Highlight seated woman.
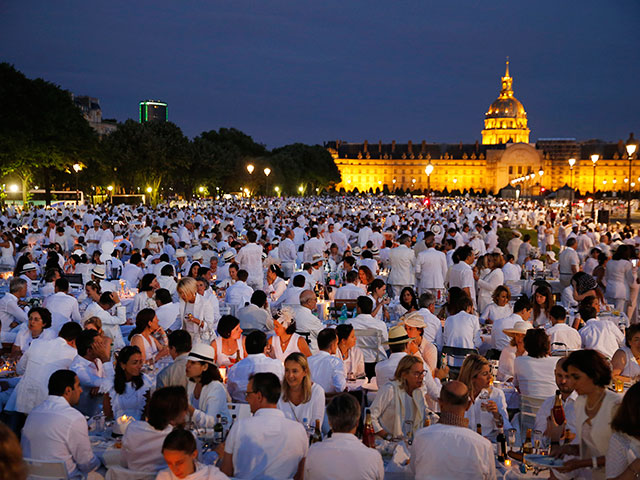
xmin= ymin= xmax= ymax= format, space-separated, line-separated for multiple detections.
xmin=103 ymin=345 xmax=153 ymax=420
xmin=12 ymin=307 xmax=56 ymax=356
xmin=277 ymin=352 xmax=325 ymax=427
xmin=129 ymin=308 xmax=169 ymax=364
xmin=458 ymin=354 xmax=511 ymax=440
xmin=83 ymin=316 xmax=104 ymax=336
xmin=122 ymin=386 xmax=189 ymax=473
xmin=480 ymin=285 xmax=513 ymax=326
xmin=396 ymin=286 xmax=419 ymax=318
xmin=497 ymin=320 xmax=531 ymax=382
xmin=611 ymin=324 xmax=640 ymax=383
xmin=335 ymin=324 xmax=365 ymax=379
xmin=132 ymin=273 xmax=160 ymax=316
xmin=402 ymin=312 xmax=437 ymax=372
xmin=265 ymin=264 xmax=287 ymax=302
xmin=605 ymin=383 xmax=640 ymax=479
xmin=514 ymin=328 xmax=559 ymax=398
xmin=211 ymin=315 xmax=246 ymax=367
xmin=367 ymin=278 xmax=390 ymax=323
xmin=369 ymin=355 xmax=429 ymax=439
xmin=531 ymin=285 xmax=553 ymax=328
xmin=158 ymin=429 xmax=229 ymax=480
xmin=357 ymin=265 xmax=375 ymax=293
xmin=268 ymin=307 xmax=311 ymax=362
xmin=476 ymin=253 xmax=505 ymax=314
xmin=177 ymin=277 xmax=215 ymax=344
xmin=185 ymin=344 xmax=231 ymax=426
xmin=79 ymin=280 xmax=101 ymax=315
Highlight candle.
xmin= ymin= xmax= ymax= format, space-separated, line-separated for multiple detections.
xmin=504 ymin=459 xmax=511 ymax=467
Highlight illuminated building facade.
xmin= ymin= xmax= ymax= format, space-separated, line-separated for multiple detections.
xmin=139 ymin=100 xmax=168 ymax=123
xmin=328 ymin=63 xmax=637 ymax=195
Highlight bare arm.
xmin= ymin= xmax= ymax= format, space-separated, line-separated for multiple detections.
xmin=220 ymin=452 xmax=234 ymax=477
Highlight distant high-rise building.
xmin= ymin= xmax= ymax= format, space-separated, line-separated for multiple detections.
xmin=139 ymin=100 xmax=168 ymax=123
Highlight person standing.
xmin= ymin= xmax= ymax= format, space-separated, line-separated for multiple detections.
xmin=387 ymin=234 xmax=415 ymax=297
xmin=235 ymin=230 xmax=264 ymax=291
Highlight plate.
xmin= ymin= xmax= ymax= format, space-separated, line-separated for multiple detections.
xmin=524 ymin=454 xmax=564 ymax=468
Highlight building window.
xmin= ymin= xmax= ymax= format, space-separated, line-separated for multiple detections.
xmin=509 ymin=166 xmax=513 ymax=175
xmin=518 ymin=166 xmax=523 ymax=174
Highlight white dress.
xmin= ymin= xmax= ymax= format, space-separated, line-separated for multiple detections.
xmin=104 ymin=374 xmax=153 ymax=420
xmin=271 ymin=333 xmax=303 ymax=362
xmin=213 ymin=336 xmax=245 ymax=367
xmin=132 ymin=333 xmax=158 ymax=361
xmin=0 ymin=243 xmax=15 ymax=267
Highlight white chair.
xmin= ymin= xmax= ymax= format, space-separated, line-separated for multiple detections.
xmin=519 ymin=394 xmax=546 ymax=435
xmin=353 ymin=328 xmax=384 ymax=362
xmin=228 ymin=402 xmax=252 ymax=419
xmin=105 ymin=466 xmax=155 ymax=480
xmin=24 ymin=458 xmax=69 ymax=480
xmin=218 ymin=304 xmax=232 ymax=316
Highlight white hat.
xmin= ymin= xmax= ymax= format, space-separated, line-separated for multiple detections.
xmin=311 ymin=253 xmax=324 ymax=263
xmin=186 ymin=344 xmax=216 ymax=364
xmin=193 ymin=252 xmax=204 ymax=261
xmin=21 ymin=263 xmax=37 ymax=273
xmin=546 ymin=251 xmax=556 ymax=261
xmin=148 ymin=233 xmax=163 ymax=244
xmin=352 ymin=246 xmax=362 ymax=256
xmin=72 ymin=249 xmax=85 ymax=256
xmin=91 ymin=265 xmax=106 ymax=279
xmin=401 ymin=311 xmax=426 ymax=328
xmin=222 ymin=250 xmax=235 ymax=262
xmin=503 ymin=320 xmax=534 ymax=336
xmin=175 ymin=249 xmax=187 ymax=258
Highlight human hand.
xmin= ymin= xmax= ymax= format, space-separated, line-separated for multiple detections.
xmin=435 ymin=366 xmax=449 ymax=380
xmin=90 ymin=386 xmax=100 ymax=396
xmin=556 ymin=458 xmax=589 ymax=473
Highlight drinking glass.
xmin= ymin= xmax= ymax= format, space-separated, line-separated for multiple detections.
xmin=402 ymin=420 xmax=414 ymax=444
xmin=533 ymin=430 xmax=543 ymax=454
xmin=538 ymin=435 xmax=550 ymax=455
xmin=507 ymin=428 xmax=517 ymax=451
xmin=479 ymin=389 xmax=490 ymax=411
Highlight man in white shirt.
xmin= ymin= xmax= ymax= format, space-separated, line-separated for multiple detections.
xmin=303 ymin=227 xmax=326 ymax=264
xmin=121 ymin=252 xmax=145 ymax=289
xmin=387 ymin=234 xmax=415 ymax=297
xmin=236 ymin=291 xmax=273 ymax=333
xmin=417 ymin=291 xmax=444 ymax=349
xmin=334 ymin=270 xmax=363 ymax=300
xmin=22 ymin=369 xmax=100 ymax=480
xmin=410 ymin=381 xmax=496 ymax=479
xmin=292 ymin=290 xmax=324 ymax=353
xmin=279 ymin=229 xmax=297 ymax=279
xmin=0 ymin=277 xmax=28 ymax=343
xmin=558 ymin=238 xmax=580 ymax=288
xmin=491 ymin=296 xmax=532 ymax=352
xmin=272 ymin=274 xmax=305 ymax=309
xmin=69 ymin=329 xmax=113 ymax=417
xmin=374 ymin=325 xmax=412 ymax=388
xmin=447 ymin=246 xmax=477 ymax=310
xmin=578 ymin=304 xmax=624 ymax=358
xmin=224 ymin=269 xmax=254 ymax=307
xmin=534 ymin=358 xmax=578 ymax=437
xmin=415 ymin=232 xmax=448 ymax=295
xmin=227 ymin=331 xmax=284 ymax=402
xmin=305 ymin=393 xmax=384 ymax=480
xmin=44 ymin=278 xmax=82 ymax=329
xmin=221 ymin=372 xmax=307 ymax=480
xmin=547 ymin=305 xmax=582 ymax=351
xmin=157 ymin=264 xmax=178 ymax=301
xmin=235 ymin=230 xmax=264 ymax=290
xmin=307 ymin=328 xmax=346 ymax=394
xmin=19 ymin=262 xmax=38 ymax=297
xmin=507 ymin=230 xmax=523 ymax=259
xmin=443 ymin=295 xmax=482 ymax=353
xmin=502 ymin=254 xmax=522 ymax=282
xmin=346 ymin=296 xmax=388 ymax=377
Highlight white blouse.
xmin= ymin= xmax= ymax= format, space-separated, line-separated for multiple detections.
xmin=277 ymin=382 xmax=326 ymax=427
xmin=105 ymin=374 xmax=153 ymax=420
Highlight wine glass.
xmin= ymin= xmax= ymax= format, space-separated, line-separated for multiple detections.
xmin=507 ymin=428 xmax=517 ymax=452
xmin=402 ymin=420 xmax=414 ymax=445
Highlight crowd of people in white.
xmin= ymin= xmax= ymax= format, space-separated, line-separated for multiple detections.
xmin=0 ymin=195 xmax=639 ymax=480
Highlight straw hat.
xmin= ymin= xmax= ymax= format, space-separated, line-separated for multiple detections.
xmin=21 ymin=263 xmax=37 ymax=273
xmin=311 ymin=253 xmax=324 ymax=263
xmin=503 ymin=320 xmax=533 ymax=337
xmin=186 ymin=344 xmax=216 ymax=364
xmin=401 ymin=312 xmax=426 ymax=329
xmin=352 ymin=246 xmax=362 ymax=256
xmin=222 ymin=250 xmax=235 ymax=262
xmin=175 ymin=249 xmax=187 ymax=258
xmin=382 ymin=325 xmax=413 ymax=345
xmin=148 ymin=233 xmax=164 ymax=244
xmin=91 ymin=265 xmax=106 ymax=279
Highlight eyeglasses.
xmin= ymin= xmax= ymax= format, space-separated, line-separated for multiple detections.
xmin=245 ymin=390 xmax=256 ymax=398
xmin=410 ymin=370 xmax=426 ymax=378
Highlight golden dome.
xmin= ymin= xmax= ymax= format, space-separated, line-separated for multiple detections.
xmin=486 ymin=97 xmax=527 ymax=119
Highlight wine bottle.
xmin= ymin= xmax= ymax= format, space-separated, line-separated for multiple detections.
xmin=522 ymin=428 xmax=533 ymax=454
xmin=476 ymin=423 xmax=482 ymax=436
xmin=497 ymin=427 xmax=506 ymax=462
xmin=310 ymin=419 xmax=322 ymax=445
xmin=552 ymin=390 xmax=565 ymax=425
xmin=363 ymin=410 xmax=376 ymax=448
xmin=213 ymin=414 xmax=224 ymax=443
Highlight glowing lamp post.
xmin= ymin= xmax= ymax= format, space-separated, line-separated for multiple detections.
xmin=590 ymin=154 xmax=599 ymax=219
xmin=263 ymin=167 xmax=271 ymax=196
xmin=626 ymin=138 xmax=637 ymax=226
xmin=72 ymin=163 xmax=82 ymax=205
xmin=568 ymin=158 xmax=576 ymax=215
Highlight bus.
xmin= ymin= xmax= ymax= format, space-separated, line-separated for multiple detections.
xmin=4 ymin=189 xmax=84 ymax=206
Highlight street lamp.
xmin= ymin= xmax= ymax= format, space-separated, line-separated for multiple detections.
xmin=246 ymin=164 xmax=254 ymax=175
xmin=425 ymin=162 xmax=434 ymax=201
xmin=298 ymin=185 xmax=304 ymax=195
xmin=72 ymin=163 xmax=82 ymax=205
xmin=590 ymin=154 xmax=599 ymax=219
xmin=568 ymin=158 xmax=576 ymax=214
xmin=626 ymin=137 xmax=637 ymax=225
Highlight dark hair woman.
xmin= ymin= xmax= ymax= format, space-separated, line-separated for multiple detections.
xmin=211 ymin=315 xmax=246 ymax=367
xmin=129 ymin=308 xmax=169 ymax=363
xmin=104 ymin=345 xmax=152 ymax=420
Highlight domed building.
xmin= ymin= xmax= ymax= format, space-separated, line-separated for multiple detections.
xmin=481 ymin=60 xmax=530 ymax=145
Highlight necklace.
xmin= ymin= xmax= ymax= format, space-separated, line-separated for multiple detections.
xmin=585 ymin=389 xmax=605 ymax=412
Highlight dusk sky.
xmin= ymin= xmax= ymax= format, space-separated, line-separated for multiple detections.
xmin=2 ymin=1 xmax=639 ymax=148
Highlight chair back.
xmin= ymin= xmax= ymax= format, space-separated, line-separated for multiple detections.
xmin=354 ymin=328 xmax=384 ymax=362
xmin=218 ymin=304 xmax=232 ymax=316
xmin=24 ymin=458 xmax=69 ymax=480
xmin=551 ymin=342 xmax=569 ymax=356
xmin=519 ymin=394 xmax=547 ymax=434
xmin=334 ymin=299 xmax=358 ymax=312
xmin=105 ymin=465 xmax=156 ymax=480
xmin=441 ymin=346 xmax=479 ymax=378
xmin=227 ymin=402 xmax=252 ymax=419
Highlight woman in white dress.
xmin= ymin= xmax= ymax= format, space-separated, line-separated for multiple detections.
xmin=335 ymin=323 xmax=365 ymax=379
xmin=132 ymin=273 xmax=160 ymax=317
xmin=211 ymin=315 xmax=246 ymax=367
xmin=185 ymin=344 xmax=231 ymax=426
xmin=402 ymin=312 xmax=438 ymax=372
xmin=103 ymin=345 xmax=153 ymax=420
xmin=158 ymin=429 xmax=229 ymax=480
xmin=11 ymin=307 xmax=56 ymax=356
xmin=458 ymin=354 xmax=511 ymax=441
xmin=611 ymin=324 xmax=640 ymax=383
xmin=513 ymin=328 xmax=559 ymax=399
xmin=268 ymin=307 xmax=311 ymax=362
xmin=129 ymin=308 xmax=169 ymax=363
xmin=480 ymin=285 xmax=513 ymax=326
xmin=0 ymin=232 xmax=15 ymax=268
xmin=265 ymin=265 xmax=287 ymax=302
xmin=476 ymin=253 xmax=505 ymax=314
xmin=277 ymin=352 xmax=325 ymax=428
xmin=605 ymin=245 xmax=635 ymax=313
xmin=605 ymin=383 xmax=640 ymax=480
xmin=532 ymin=285 xmax=553 ymax=328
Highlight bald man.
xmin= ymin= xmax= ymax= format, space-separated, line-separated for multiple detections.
xmin=292 ymin=290 xmax=324 ymax=353
xmin=410 ymin=381 xmax=496 ymax=479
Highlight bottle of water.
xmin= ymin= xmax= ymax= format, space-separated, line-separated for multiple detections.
xmin=339 ymin=304 xmax=348 ymax=323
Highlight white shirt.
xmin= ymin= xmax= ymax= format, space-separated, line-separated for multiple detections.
xmin=443 ymin=311 xmax=481 ymax=350
xmin=0 ymin=292 xmax=28 ymax=341
xmin=277 ymin=382 xmax=325 ymax=427
xmin=410 ymin=423 xmax=496 ymax=480
xmin=448 ymin=261 xmax=476 ymax=306
xmin=121 ymin=262 xmax=143 ymax=288
xmin=480 ymin=303 xmax=512 ymax=326
xmin=224 ymin=281 xmax=253 ymax=307
xmin=502 ymin=262 xmax=521 ymax=282
xmin=416 ymin=308 xmax=443 ymax=349
xmin=21 ymin=395 xmax=100 ymax=480
xmin=514 ymin=356 xmax=560 ymax=399
xmin=156 ymin=302 xmax=180 ymax=330
xmin=69 ymin=354 xmax=114 ymax=417
xmin=534 ymin=391 xmax=578 ymax=436
xmin=416 ymin=247 xmax=448 ymax=290
xmin=346 ymin=313 xmax=388 ymax=362
xmin=307 ymin=351 xmax=346 ymax=394
xmin=292 ymin=305 xmax=324 ymax=353
xmin=44 ymin=291 xmax=81 ymax=323
xmin=606 ymin=432 xmax=640 ymax=480
xmin=235 ymin=242 xmax=264 ymax=287
xmin=465 ymin=387 xmax=512 ymax=440
xmin=122 ymin=420 xmax=172 ymax=473
xmin=334 ymin=283 xmax=364 ymax=300
xmin=226 ymin=353 xmax=284 ymax=403
xmin=305 ymin=432 xmax=384 ymax=480
xmin=224 ymin=408 xmax=308 ymax=480
xmin=547 ymin=322 xmax=582 ymax=351
xmin=83 ymin=301 xmax=125 ymax=350
xmin=375 ymin=352 xmax=407 ymax=389
xmin=490 ymin=313 xmax=519 ymax=351
xmin=387 ymin=244 xmax=415 ymax=286
xmin=579 ymin=318 xmax=625 ymax=359
xmin=558 ymin=247 xmax=579 ymax=275
xmin=335 ymin=346 xmax=365 ymax=378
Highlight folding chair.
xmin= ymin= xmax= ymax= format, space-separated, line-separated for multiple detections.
xmin=519 ymin=394 xmax=547 ymax=435
xmin=24 ymin=458 xmax=69 ymax=480
xmin=441 ymin=346 xmax=479 ymax=379
xmin=353 ymin=328 xmax=384 ymax=363
xmin=227 ymin=402 xmax=252 ymax=419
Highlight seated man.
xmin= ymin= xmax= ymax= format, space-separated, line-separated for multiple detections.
xmin=69 ymin=329 xmax=114 ymax=417
xmin=334 ymin=270 xmax=363 ymax=300
xmin=156 ymin=329 xmax=192 ymax=389
xmin=21 ymin=369 xmax=100 ymax=480
xmin=44 ymin=278 xmax=82 ymax=330
xmin=346 ymin=296 xmax=388 ymax=378
xmin=417 ymin=291 xmax=444 ymax=349
xmin=305 ymin=393 xmax=384 ymax=480
xmin=534 ymin=357 xmax=577 ymax=439
xmin=546 ymin=305 xmax=582 ymax=351
xmin=157 ymin=264 xmax=178 ymax=301
xmin=0 ymin=277 xmax=28 ymax=344
xmin=221 ymin=372 xmax=307 ymax=480
xmin=82 ymin=291 xmax=125 ymax=349
xmin=227 ymin=331 xmax=284 ymax=402
xmin=155 ymin=288 xmax=180 ymax=331
xmin=307 ymin=328 xmax=346 ymax=394
xmin=410 ymin=381 xmax=496 ymax=479
xmin=375 ymin=325 xmax=412 ymax=388
xmin=236 ymin=290 xmax=274 ymax=333
xmin=292 ymin=289 xmax=324 ymax=353
xmin=224 ymin=269 xmax=254 ymax=307
xmin=579 ymin=303 xmax=624 ymax=359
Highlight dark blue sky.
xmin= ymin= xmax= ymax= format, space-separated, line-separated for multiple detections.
xmin=2 ymin=1 xmax=639 ymax=148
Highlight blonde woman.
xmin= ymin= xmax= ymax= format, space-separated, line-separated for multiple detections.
xmin=268 ymin=307 xmax=311 ymax=362
xmin=369 ymin=355 xmax=429 ymax=439
xmin=458 ymin=354 xmax=511 ymax=440
xmin=277 ymin=352 xmax=325 ymax=427
xmin=177 ymin=277 xmax=215 ymax=344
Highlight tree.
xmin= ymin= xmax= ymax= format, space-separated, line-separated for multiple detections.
xmin=102 ymin=120 xmax=189 ymax=205
xmin=0 ymin=63 xmax=98 ymax=205
xmin=270 ymin=143 xmax=341 ymax=195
